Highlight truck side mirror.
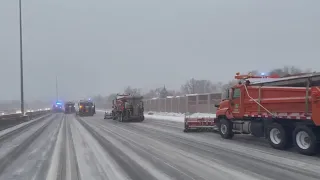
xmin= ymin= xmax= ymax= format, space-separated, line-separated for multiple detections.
xmin=214 ymin=104 xmax=220 ymax=108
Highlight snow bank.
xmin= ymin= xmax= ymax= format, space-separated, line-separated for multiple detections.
xmin=0 ymin=114 xmax=51 ymax=137
xmin=145 ymin=111 xmax=216 ymax=122
xmin=96 ymin=109 xmax=112 ymax=113
xmin=144 ymin=113 xmax=184 ymax=122
xmin=97 ymin=109 xmax=216 ymax=123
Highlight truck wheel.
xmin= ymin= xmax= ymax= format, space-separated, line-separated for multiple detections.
xmin=183 ymin=119 xmax=189 ymax=133
xmin=183 ymin=126 xmax=189 ymax=133
xmin=293 ymin=126 xmax=318 ymax=156
xmin=267 ymin=123 xmax=289 ymax=150
xmin=183 ymin=121 xmax=189 ymax=132
xmin=219 ymin=119 xmax=234 ymax=139
xmin=140 ymin=116 xmax=144 ymax=122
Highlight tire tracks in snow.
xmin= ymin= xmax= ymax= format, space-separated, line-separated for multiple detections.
xmin=76 ymin=116 xmax=154 ymax=180
xmin=0 ymin=114 xmax=57 ymax=175
xmin=90 ymin=117 xmax=320 ymax=180
xmin=86 ymin=118 xmax=265 ymax=180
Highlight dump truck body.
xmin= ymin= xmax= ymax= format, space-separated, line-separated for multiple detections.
xmin=215 ymin=73 xmax=320 ymax=155
xmin=222 ymin=86 xmax=320 ymax=126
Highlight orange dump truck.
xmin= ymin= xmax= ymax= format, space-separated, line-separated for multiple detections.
xmin=215 ymin=73 xmax=320 ymax=155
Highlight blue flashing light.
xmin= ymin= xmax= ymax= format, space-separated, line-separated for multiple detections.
xmin=261 ymin=73 xmax=265 ymax=76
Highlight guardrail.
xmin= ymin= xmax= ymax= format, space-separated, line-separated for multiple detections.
xmin=0 ymin=110 xmax=51 ymax=121
xmin=0 ymin=109 xmax=52 ymax=130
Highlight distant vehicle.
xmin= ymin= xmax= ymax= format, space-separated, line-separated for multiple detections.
xmin=106 ymin=94 xmax=144 ymax=122
xmin=52 ymin=101 xmax=63 ymax=113
xmin=77 ymin=100 xmax=95 ymax=116
xmin=64 ymin=101 xmax=75 ymax=114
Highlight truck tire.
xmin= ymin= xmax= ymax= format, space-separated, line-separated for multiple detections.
xmin=183 ymin=125 xmax=189 ymax=133
xmin=219 ymin=119 xmax=234 ymax=139
xmin=267 ymin=123 xmax=289 ymax=150
xmin=183 ymin=118 xmax=189 ymax=132
xmin=139 ymin=116 xmax=144 ymax=122
xmin=293 ymin=126 xmax=318 ymax=156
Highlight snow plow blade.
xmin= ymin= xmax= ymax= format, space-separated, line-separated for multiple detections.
xmin=183 ymin=114 xmax=217 ymax=132
xmin=104 ymin=112 xmax=113 ymax=119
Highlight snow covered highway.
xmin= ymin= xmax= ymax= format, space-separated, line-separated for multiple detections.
xmin=0 ymin=112 xmax=320 ymax=180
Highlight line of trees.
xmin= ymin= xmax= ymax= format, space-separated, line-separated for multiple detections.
xmin=92 ymin=66 xmax=314 ymax=108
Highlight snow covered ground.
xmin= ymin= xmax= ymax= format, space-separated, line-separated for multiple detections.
xmin=1 ymin=112 xmax=320 ymax=179
xmin=144 ymin=112 xmax=216 ymax=122
xmin=97 ymin=109 xmax=216 ymax=122
xmin=0 ymin=113 xmax=51 ymax=137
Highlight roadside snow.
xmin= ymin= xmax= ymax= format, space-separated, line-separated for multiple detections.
xmin=96 ymin=109 xmax=216 ymax=123
xmin=0 ymin=114 xmax=51 ymax=137
xmin=144 ymin=114 xmax=184 ymax=122
xmin=96 ymin=109 xmax=111 ymax=113
xmin=145 ymin=111 xmax=216 ymax=122
xmin=187 ymin=113 xmax=216 ymax=118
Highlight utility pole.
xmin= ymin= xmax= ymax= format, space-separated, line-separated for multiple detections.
xmin=19 ymin=0 xmax=25 ymax=115
xmin=56 ymin=76 xmax=59 ymax=101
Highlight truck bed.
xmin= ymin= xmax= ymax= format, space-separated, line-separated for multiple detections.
xmin=237 ymin=86 xmax=320 ymax=126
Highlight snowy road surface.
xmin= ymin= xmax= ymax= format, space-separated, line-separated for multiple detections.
xmin=0 ymin=112 xmax=320 ymax=180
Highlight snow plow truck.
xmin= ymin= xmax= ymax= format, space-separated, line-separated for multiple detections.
xmin=77 ymin=100 xmax=95 ymax=116
xmin=64 ymin=101 xmax=75 ymax=114
xmin=214 ymin=72 xmax=320 ymax=155
xmin=106 ymin=94 xmax=144 ymax=122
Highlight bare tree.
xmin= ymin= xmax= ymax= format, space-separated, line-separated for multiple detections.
xmin=143 ymin=89 xmax=158 ymax=99
xmin=270 ymin=66 xmax=304 ymax=77
xmin=181 ymin=78 xmax=218 ymax=94
xmin=124 ymin=86 xmax=142 ymax=96
xmin=144 ymin=86 xmax=180 ymax=99
xmin=247 ymin=66 xmax=310 ymax=78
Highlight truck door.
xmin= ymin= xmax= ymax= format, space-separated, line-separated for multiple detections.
xmin=230 ymin=88 xmax=241 ymax=116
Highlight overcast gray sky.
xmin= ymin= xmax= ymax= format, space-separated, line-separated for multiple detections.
xmin=0 ymin=0 xmax=319 ymax=101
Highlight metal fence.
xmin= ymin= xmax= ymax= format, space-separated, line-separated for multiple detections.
xmin=143 ymin=93 xmax=222 ymax=114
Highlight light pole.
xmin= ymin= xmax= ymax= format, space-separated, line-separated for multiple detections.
xmin=56 ymin=76 xmax=59 ymax=101
xmin=19 ymin=0 xmax=25 ymax=115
